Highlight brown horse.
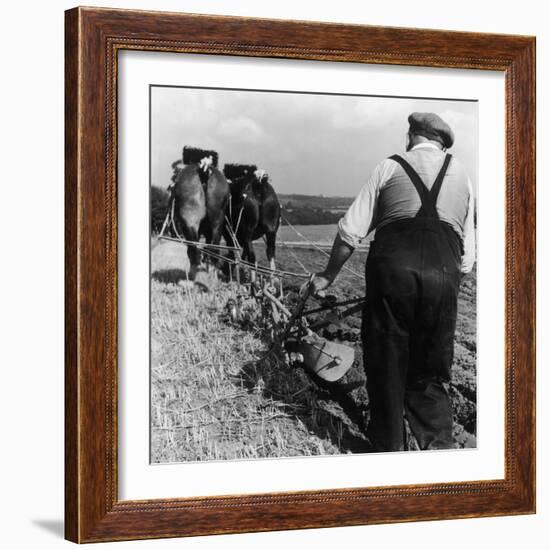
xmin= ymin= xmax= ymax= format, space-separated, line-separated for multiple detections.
xmin=171 ymin=160 xmax=229 ymax=279
xmin=225 ymin=170 xmax=280 ymax=273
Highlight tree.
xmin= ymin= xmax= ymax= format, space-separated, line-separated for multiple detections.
xmin=151 ymin=186 xmax=170 ymax=233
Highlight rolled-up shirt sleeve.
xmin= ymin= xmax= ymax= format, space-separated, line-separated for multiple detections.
xmin=338 ymin=159 xmax=395 ymax=248
xmin=460 ymin=178 xmax=476 ymax=274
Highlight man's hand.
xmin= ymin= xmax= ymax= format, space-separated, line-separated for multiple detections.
xmin=299 ymin=272 xmax=332 ymax=298
xmin=300 ymin=233 xmax=355 ymax=298
xmin=308 ymin=273 xmax=332 ymax=298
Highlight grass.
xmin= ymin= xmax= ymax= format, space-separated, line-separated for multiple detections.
xmin=151 ymin=225 xmax=477 ymax=462
xmin=151 ymin=279 xmax=366 ymax=462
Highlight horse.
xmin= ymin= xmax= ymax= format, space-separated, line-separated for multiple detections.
xmin=171 ymin=157 xmax=229 ymax=279
xmin=225 ymin=169 xmax=280 ymax=274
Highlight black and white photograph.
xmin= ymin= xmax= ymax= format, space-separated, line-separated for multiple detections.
xmin=150 ymin=85 xmax=478 ymax=463
xmin=1 ymin=0 xmax=543 ymax=547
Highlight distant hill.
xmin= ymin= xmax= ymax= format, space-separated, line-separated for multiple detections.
xmin=150 ymin=188 xmax=354 ymax=230
xmin=277 ymin=194 xmax=353 ymax=225
xmin=278 ymin=194 xmax=354 ymax=211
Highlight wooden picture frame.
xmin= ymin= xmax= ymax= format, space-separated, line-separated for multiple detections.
xmin=65 ymin=6 xmax=536 ymax=543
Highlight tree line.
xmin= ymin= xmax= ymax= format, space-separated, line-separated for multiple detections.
xmin=151 ymin=186 xmax=343 ymax=233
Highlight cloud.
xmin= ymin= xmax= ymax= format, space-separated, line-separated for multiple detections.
xmin=438 ymin=108 xmax=467 ymax=128
xmin=151 ymin=86 xmax=478 ymax=196
xmin=216 ymin=116 xmax=266 ymax=143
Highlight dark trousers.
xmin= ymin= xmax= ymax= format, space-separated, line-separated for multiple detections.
xmin=363 ymin=219 xmax=462 ymax=452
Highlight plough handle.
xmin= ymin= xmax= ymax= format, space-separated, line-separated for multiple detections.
xmin=307 ymin=302 xmax=364 ymax=332
xmin=276 ymin=274 xmax=314 ymax=345
xmin=262 ymin=288 xmax=292 ymax=318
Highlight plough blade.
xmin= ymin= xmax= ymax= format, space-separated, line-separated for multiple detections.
xmin=286 ymin=333 xmax=354 ymax=382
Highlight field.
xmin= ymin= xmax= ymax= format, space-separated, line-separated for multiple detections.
xmin=277 ymin=224 xmax=349 ymax=246
xmin=278 ymin=194 xmax=354 ymax=210
xmin=278 ymin=224 xmax=338 ymax=244
xmin=151 ymin=225 xmax=477 ymax=462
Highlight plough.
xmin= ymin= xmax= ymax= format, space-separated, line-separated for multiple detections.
xmin=225 ymin=274 xmax=363 ymax=383
xmin=263 ymin=279 xmax=362 ymax=382
xmin=156 ymin=185 xmax=364 ymax=383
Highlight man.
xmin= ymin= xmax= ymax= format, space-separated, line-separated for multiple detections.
xmin=310 ymin=112 xmax=475 ymax=452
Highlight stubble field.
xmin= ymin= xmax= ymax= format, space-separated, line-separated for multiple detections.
xmin=151 ymin=225 xmax=477 ymax=463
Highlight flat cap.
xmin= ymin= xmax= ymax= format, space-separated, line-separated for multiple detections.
xmin=408 ymin=112 xmax=455 ymax=149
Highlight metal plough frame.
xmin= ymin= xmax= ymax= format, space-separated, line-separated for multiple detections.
xmin=156 ymin=194 xmax=363 ymax=381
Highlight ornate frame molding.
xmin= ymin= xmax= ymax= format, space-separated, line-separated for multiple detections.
xmin=65 ymin=7 xmax=535 ymax=542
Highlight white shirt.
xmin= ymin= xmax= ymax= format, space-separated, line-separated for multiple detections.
xmin=338 ymin=143 xmax=476 ymax=273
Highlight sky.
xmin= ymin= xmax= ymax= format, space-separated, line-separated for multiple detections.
xmin=151 ymin=86 xmax=478 ymax=198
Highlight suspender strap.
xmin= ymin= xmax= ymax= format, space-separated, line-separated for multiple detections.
xmin=389 ymin=153 xmax=452 ymax=219
xmin=430 ymin=154 xmax=453 ymax=203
